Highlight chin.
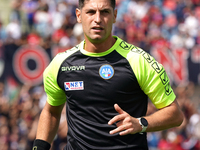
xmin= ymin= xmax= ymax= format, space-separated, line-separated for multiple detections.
xmin=89 ymin=37 xmax=105 ymax=43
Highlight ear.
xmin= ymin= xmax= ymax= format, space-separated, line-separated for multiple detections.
xmin=76 ymin=8 xmax=82 ymax=23
xmin=113 ymin=9 xmax=117 ymax=23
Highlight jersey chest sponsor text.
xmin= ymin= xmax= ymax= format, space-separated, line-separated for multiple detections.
xmin=61 ymin=66 xmax=85 ymax=71
xmin=64 ymin=81 xmax=84 ymax=91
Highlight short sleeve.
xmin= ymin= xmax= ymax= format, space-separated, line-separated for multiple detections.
xmin=43 ymin=54 xmax=67 ymax=106
xmin=128 ymin=47 xmax=176 ymax=109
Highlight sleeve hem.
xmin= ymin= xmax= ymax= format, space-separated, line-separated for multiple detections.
xmin=155 ymin=95 xmax=176 ymax=109
xmin=47 ymin=98 xmax=66 ymax=106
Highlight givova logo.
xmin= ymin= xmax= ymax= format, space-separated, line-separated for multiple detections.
xmin=99 ymin=64 xmax=114 ymax=79
xmin=61 ymin=66 xmax=85 ymax=71
xmin=64 ymin=81 xmax=84 ymax=91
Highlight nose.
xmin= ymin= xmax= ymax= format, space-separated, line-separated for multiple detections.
xmin=94 ymin=11 xmax=101 ymax=24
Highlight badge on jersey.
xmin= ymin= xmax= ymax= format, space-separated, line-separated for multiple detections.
xmin=99 ymin=64 xmax=114 ymax=80
xmin=64 ymin=81 xmax=84 ymax=91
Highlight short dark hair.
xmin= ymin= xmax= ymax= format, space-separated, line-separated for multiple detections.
xmin=79 ymin=0 xmax=116 ymax=10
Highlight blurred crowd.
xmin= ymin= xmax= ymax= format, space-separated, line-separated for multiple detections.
xmin=0 ymin=0 xmax=200 ymax=149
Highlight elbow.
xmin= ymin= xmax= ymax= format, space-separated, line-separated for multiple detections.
xmin=175 ymin=110 xmax=184 ymax=127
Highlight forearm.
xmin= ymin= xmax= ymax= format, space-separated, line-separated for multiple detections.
xmin=109 ymin=100 xmax=184 ymax=136
xmin=145 ymin=100 xmax=184 ymax=132
xmin=36 ymin=102 xmax=65 ymax=144
xmin=36 ymin=109 xmax=60 ymax=143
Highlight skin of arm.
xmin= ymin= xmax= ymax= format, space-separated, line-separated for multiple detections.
xmin=108 ymin=99 xmax=184 ymax=136
xmin=36 ymin=102 xmax=65 ymax=144
xmin=144 ymin=99 xmax=184 ymax=132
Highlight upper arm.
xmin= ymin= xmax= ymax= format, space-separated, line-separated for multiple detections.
xmin=159 ymin=99 xmax=184 ymax=124
xmin=43 ymin=101 xmax=65 ymax=116
xmin=160 ymin=99 xmax=182 ymax=115
xmin=160 ymin=98 xmax=179 ymax=109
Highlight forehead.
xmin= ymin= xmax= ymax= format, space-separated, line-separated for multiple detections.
xmin=83 ymin=0 xmax=112 ymax=9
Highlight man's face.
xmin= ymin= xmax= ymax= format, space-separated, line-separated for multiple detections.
xmin=76 ymin=0 xmax=117 ymax=44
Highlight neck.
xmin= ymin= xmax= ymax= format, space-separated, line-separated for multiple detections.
xmin=84 ymin=36 xmax=116 ymax=53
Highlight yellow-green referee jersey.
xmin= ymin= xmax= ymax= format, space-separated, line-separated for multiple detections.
xmin=43 ymin=36 xmax=175 ymax=150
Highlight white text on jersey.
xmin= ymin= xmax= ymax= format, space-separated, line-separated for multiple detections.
xmin=62 ymin=66 xmax=85 ymax=71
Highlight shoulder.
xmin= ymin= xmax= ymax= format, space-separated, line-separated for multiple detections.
xmin=114 ymin=37 xmax=148 ymax=63
xmin=44 ymin=45 xmax=80 ymax=79
xmin=43 ymin=45 xmax=80 ymax=106
xmin=53 ymin=45 xmax=80 ymax=63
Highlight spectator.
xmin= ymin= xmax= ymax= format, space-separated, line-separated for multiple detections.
xmin=34 ymin=2 xmax=52 ymax=38
xmin=0 ymin=20 xmax=7 ymax=42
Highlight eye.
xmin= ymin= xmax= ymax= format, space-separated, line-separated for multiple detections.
xmin=102 ymin=10 xmax=109 ymax=14
xmin=87 ymin=10 xmax=95 ymax=14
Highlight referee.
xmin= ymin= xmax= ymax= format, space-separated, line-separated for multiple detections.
xmin=32 ymin=0 xmax=184 ymax=149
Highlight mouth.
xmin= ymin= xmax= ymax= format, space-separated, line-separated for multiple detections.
xmin=92 ymin=27 xmax=104 ymax=31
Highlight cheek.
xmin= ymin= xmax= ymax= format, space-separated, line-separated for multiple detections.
xmin=107 ymin=20 xmax=114 ymax=30
xmin=81 ymin=18 xmax=91 ymax=28
xmin=81 ymin=23 xmax=90 ymax=36
xmin=81 ymin=22 xmax=88 ymax=31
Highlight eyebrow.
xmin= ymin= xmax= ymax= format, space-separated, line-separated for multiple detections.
xmin=84 ymin=8 xmax=112 ymax=12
